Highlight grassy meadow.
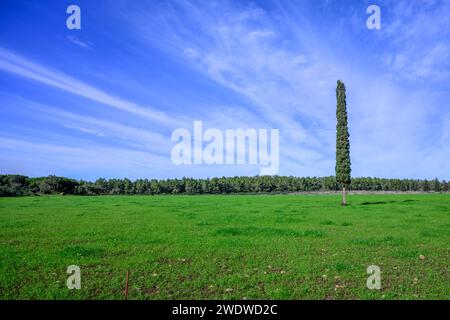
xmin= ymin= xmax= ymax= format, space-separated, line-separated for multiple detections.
xmin=0 ymin=194 xmax=448 ymax=300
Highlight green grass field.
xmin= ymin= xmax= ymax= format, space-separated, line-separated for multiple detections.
xmin=0 ymin=194 xmax=448 ymax=300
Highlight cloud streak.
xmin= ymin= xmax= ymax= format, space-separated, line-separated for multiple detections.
xmin=0 ymin=47 xmax=185 ymax=127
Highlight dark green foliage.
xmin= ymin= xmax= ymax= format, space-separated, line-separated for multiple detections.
xmin=443 ymin=180 xmax=449 ymax=192
xmin=0 ymin=175 xmax=78 ymax=196
xmin=0 ymin=175 xmax=31 ymax=196
xmin=423 ymin=179 xmax=430 ymax=192
xmin=433 ymin=178 xmax=441 ymax=192
xmin=0 ymin=174 xmax=448 ymax=196
xmin=335 ymin=80 xmax=351 ymax=187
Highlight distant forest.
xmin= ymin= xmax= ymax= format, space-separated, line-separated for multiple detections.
xmin=0 ymin=174 xmax=448 ymax=196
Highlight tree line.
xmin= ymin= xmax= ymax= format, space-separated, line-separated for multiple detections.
xmin=0 ymin=174 xmax=448 ymax=196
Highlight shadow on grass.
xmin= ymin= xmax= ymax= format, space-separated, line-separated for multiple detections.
xmin=360 ymin=199 xmax=416 ymax=205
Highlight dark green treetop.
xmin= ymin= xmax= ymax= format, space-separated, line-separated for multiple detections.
xmin=336 ymin=80 xmax=351 ymax=186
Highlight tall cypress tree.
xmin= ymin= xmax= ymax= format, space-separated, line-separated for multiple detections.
xmin=336 ymin=80 xmax=351 ymax=205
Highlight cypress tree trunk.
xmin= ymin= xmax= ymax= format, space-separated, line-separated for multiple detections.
xmin=335 ymin=80 xmax=351 ymax=206
xmin=342 ymin=187 xmax=347 ymax=206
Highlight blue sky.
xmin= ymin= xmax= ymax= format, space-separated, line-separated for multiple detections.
xmin=0 ymin=0 xmax=449 ymax=180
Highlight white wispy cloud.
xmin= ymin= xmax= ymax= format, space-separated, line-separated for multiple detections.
xmin=0 ymin=47 xmax=185 ymax=127
xmin=0 ymin=95 xmax=172 ymax=155
xmin=124 ymin=2 xmax=338 ymax=154
xmin=66 ymin=35 xmax=92 ymax=49
xmin=0 ymin=136 xmax=172 ymax=179
xmin=379 ymin=0 xmax=450 ymax=81
xmin=65 ymin=125 xmax=106 ymax=137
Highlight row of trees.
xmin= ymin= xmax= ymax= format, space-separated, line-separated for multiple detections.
xmin=0 ymin=174 xmax=448 ymax=196
xmin=0 ymin=175 xmax=78 ymax=196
